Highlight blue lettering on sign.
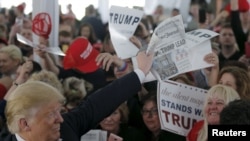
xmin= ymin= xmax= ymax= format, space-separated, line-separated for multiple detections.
xmin=161 ymin=99 xmax=192 ymax=114
xmin=110 ymin=12 xmax=140 ymax=25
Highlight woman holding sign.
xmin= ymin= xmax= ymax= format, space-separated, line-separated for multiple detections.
xmin=186 ymin=84 xmax=240 ymax=141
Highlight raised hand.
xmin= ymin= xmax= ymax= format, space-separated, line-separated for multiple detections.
xmin=136 ymin=51 xmax=154 ymax=75
xmin=96 ymin=53 xmax=124 ymax=71
xmin=204 ymin=52 xmax=219 ymax=67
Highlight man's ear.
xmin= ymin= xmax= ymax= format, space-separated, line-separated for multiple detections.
xmin=19 ymin=118 xmax=31 ymax=131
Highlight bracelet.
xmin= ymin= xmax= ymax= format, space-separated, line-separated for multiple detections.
xmin=118 ymin=61 xmax=128 ymax=72
xmin=13 ymin=81 xmax=19 ymax=86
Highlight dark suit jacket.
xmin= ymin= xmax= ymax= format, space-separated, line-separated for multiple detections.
xmin=0 ymin=71 xmax=141 ymax=141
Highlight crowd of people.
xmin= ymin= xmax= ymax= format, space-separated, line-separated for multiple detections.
xmin=0 ymin=0 xmax=250 ymax=141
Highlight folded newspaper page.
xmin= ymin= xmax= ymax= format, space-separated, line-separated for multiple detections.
xmin=146 ymin=15 xmax=219 ymax=81
xmin=81 ymin=130 xmax=107 ymax=141
xmin=16 ymin=33 xmax=65 ymax=56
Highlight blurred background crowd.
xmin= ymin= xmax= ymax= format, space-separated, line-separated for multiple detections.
xmin=0 ymin=0 xmax=250 ymax=141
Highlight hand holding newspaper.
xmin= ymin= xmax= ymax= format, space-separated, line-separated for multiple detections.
xmin=109 ymin=5 xmax=157 ymax=83
xmin=146 ymin=15 xmax=219 ymax=81
xmin=108 ymin=6 xmax=218 ymax=83
xmin=16 ymin=33 xmax=65 ymax=56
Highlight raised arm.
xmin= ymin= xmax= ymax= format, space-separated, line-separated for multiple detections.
xmin=203 ymin=52 xmax=219 ymax=87
xmin=209 ymin=10 xmax=229 ymax=28
xmin=61 ymin=51 xmax=154 ymax=139
xmin=4 ymin=60 xmax=34 ymax=100
xmin=34 ymin=45 xmax=60 ymax=75
xmin=230 ymin=0 xmax=247 ymax=55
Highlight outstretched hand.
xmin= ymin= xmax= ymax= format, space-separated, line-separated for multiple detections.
xmin=96 ymin=53 xmax=124 ymax=71
xmin=136 ymin=51 xmax=154 ymax=75
xmin=16 ymin=60 xmax=34 ymax=83
xmin=34 ymin=44 xmax=48 ymax=59
xmin=20 ymin=60 xmax=33 ymax=75
xmin=204 ymin=52 xmax=219 ymax=67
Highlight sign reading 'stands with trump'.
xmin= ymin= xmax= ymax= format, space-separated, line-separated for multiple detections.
xmin=157 ymin=80 xmax=207 ymax=136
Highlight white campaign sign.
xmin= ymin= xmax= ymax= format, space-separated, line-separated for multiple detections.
xmin=32 ymin=0 xmax=60 ymax=63
xmin=157 ymin=80 xmax=207 ymax=136
xmin=109 ymin=6 xmax=144 ymax=59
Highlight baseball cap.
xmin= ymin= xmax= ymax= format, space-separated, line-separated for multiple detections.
xmin=63 ymin=37 xmax=100 ymax=73
xmin=17 ymin=3 xmax=26 ymax=13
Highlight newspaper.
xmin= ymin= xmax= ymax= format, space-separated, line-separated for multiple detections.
xmin=16 ymin=33 xmax=65 ymax=56
xmin=109 ymin=5 xmax=144 ymax=59
xmin=81 ymin=130 xmax=107 ymax=141
xmin=147 ymin=15 xmax=219 ymax=81
xmin=147 ymin=15 xmax=186 ymax=54
xmin=157 ymin=80 xmax=207 ymax=136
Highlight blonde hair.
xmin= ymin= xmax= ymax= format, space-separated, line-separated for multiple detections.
xmin=197 ymin=84 xmax=240 ymax=141
xmin=0 ymin=44 xmax=23 ymax=63
xmin=28 ymin=70 xmax=64 ymax=94
xmin=6 ymin=81 xmax=65 ymax=133
xmin=63 ymin=77 xmax=93 ymax=108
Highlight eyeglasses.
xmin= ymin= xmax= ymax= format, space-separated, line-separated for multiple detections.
xmin=141 ymin=108 xmax=158 ymax=116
